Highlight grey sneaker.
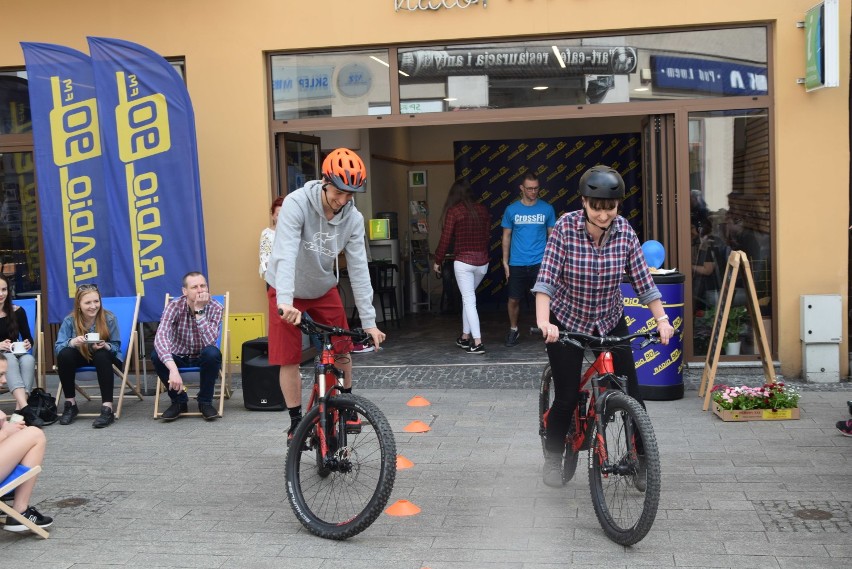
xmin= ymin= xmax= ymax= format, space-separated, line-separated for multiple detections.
xmin=505 ymin=328 xmax=520 ymax=346
xmin=543 ymin=450 xmax=564 ymax=488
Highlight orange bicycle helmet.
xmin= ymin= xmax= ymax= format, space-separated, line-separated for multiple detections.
xmin=322 ymin=148 xmax=367 ymax=193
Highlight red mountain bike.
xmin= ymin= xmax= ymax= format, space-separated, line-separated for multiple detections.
xmin=535 ymin=328 xmax=662 ymax=546
xmin=285 ymin=318 xmax=396 ymax=540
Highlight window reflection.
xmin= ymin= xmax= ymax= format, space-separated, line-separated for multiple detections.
xmin=0 ymin=151 xmax=40 ymax=297
xmin=689 ymin=109 xmax=771 ymax=357
xmin=270 ymin=50 xmax=393 ymax=120
xmin=397 ymin=27 xmax=767 ymax=114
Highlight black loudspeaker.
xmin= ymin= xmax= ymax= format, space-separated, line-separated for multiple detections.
xmin=241 ymin=337 xmax=285 ymax=411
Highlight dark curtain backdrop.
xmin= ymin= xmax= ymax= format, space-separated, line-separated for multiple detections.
xmin=453 ymin=133 xmax=643 ymax=301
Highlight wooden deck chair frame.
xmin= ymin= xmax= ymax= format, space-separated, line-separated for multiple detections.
xmin=54 ymin=295 xmax=143 ymax=419
xmin=153 ymin=292 xmax=231 ymax=419
xmin=0 ymin=296 xmax=45 ymax=406
xmin=0 ymin=464 xmax=48 ymax=538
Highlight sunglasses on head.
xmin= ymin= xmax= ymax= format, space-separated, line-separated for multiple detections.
xmin=78 ymin=284 xmax=99 ymax=292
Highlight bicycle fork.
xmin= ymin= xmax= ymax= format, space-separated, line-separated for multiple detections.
xmin=316 ymin=362 xmax=350 ymax=470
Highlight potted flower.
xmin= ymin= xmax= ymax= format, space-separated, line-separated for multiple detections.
xmin=710 ymin=382 xmax=800 ymax=421
xmin=723 ymin=306 xmax=748 ymax=355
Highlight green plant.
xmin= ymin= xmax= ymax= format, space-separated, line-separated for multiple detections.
xmin=722 ymin=306 xmax=747 ymax=348
xmin=711 ymin=382 xmax=800 ymax=411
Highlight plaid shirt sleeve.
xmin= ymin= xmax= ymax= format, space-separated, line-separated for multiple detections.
xmin=434 ymin=207 xmax=458 ymax=263
xmin=153 ymin=299 xmax=181 ymax=364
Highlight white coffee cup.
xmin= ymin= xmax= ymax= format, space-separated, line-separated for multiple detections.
xmin=84 ymin=332 xmax=100 ymax=342
xmin=8 ymin=413 xmax=25 ymax=424
xmin=10 ymin=341 xmax=26 ymax=354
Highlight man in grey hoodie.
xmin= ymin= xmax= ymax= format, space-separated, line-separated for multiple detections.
xmin=266 ymin=148 xmax=385 ymax=442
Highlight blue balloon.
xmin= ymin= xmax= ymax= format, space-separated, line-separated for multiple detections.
xmin=642 ymin=240 xmax=665 ymax=269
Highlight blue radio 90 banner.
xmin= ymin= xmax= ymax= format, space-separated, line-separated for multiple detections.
xmin=88 ymin=37 xmax=208 ymax=322
xmin=20 ymin=43 xmax=115 ymax=322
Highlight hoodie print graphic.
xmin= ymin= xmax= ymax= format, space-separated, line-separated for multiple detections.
xmin=305 ymin=230 xmax=339 ymax=257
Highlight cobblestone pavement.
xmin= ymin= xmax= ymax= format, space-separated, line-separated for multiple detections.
xmin=2 ymin=308 xmax=849 ymax=567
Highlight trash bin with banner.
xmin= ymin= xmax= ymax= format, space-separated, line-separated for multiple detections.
xmin=620 ymin=272 xmax=685 ymax=400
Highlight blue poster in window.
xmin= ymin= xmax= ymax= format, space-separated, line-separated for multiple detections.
xmin=651 ymin=56 xmax=768 ymax=96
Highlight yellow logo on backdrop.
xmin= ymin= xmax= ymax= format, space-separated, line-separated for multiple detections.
xmin=490 ymin=190 xmax=510 ymax=207
xmin=583 ymin=139 xmax=603 ymax=157
xmin=508 ymin=165 xmax=528 ymax=184
xmin=470 ymin=166 xmax=491 ymax=184
xmin=618 ymin=136 xmax=639 ymax=155
xmin=49 ymin=76 xmax=102 ymax=294
xmin=470 ymin=144 xmax=490 ymax=163
xmin=488 ymin=144 xmax=509 ymax=161
xmin=526 ymin=142 xmax=547 ymax=160
xmin=488 ymin=166 xmax=509 ymax=184
xmin=115 ymin=72 xmax=169 ymax=293
xmin=507 ymin=143 xmax=528 ymax=161
xmin=565 ymin=140 xmax=585 ymax=159
xmin=546 ymin=141 xmax=567 ymax=160
xmin=546 ymin=164 xmax=566 ymax=181
xmin=601 ymin=138 xmax=620 ymax=157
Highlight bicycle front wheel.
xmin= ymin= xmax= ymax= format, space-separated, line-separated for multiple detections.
xmin=285 ymin=394 xmax=396 ymax=540
xmin=588 ymin=391 xmax=661 ymax=546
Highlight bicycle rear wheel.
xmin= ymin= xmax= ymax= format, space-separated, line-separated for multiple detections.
xmin=538 ymin=365 xmax=578 ymax=483
xmin=588 ymin=391 xmax=660 ymax=546
xmin=286 ymin=394 xmax=396 ymax=540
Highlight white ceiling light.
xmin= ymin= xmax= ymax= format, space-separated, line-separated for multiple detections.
xmin=533 ymin=86 xmax=549 ymax=91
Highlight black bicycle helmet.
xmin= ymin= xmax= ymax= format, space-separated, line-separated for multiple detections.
xmin=578 ymin=165 xmax=625 ymax=200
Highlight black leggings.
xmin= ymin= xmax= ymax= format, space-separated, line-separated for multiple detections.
xmin=544 ymin=314 xmax=644 ymax=453
xmin=56 ymin=347 xmax=117 ymax=403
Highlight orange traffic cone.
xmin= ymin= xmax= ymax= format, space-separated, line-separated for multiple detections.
xmin=385 ymin=499 xmax=421 ymax=516
xmin=407 ymin=395 xmax=431 ymax=407
xmin=396 ymin=455 xmax=414 ymax=470
xmin=403 ymin=420 xmax=431 ymax=433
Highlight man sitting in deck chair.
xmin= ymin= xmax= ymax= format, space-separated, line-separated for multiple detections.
xmin=0 ymin=357 xmax=52 ymax=535
xmin=151 ymin=272 xmax=223 ymax=422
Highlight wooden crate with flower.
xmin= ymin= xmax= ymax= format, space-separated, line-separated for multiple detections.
xmin=710 ymin=382 xmax=800 ymax=421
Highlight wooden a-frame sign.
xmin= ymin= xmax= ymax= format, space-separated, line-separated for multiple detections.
xmin=698 ymin=250 xmax=776 ymax=410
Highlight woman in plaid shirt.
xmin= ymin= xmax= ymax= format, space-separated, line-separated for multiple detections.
xmin=433 ymin=181 xmax=491 ymax=354
xmin=532 ymin=165 xmax=674 ymax=488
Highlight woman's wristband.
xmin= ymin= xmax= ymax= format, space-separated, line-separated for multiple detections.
xmin=655 ymin=315 xmax=669 ymax=323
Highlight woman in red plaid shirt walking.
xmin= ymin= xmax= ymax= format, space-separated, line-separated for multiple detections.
xmin=433 ymin=181 xmax=491 ymax=354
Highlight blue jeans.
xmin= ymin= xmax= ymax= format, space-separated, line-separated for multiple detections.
xmin=151 ymin=346 xmax=221 ymax=405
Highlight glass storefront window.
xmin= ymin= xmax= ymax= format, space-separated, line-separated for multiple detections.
xmin=271 ymin=49 xmax=393 ymax=120
xmin=0 ymin=151 xmax=40 ymax=297
xmin=397 ymin=27 xmax=767 ymax=113
xmin=688 ymin=108 xmax=771 ymax=357
xmin=0 ymin=71 xmax=30 ymax=136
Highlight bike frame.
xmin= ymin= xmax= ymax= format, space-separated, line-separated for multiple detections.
xmin=306 ymin=332 xmax=348 ymax=464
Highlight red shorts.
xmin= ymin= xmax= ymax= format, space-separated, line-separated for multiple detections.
xmin=268 ymin=286 xmax=353 ymax=365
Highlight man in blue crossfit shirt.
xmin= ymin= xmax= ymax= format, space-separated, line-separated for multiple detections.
xmin=501 ymin=171 xmax=556 ymax=347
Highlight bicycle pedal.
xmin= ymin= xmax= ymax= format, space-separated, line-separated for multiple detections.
xmin=345 ymin=417 xmax=362 ymax=434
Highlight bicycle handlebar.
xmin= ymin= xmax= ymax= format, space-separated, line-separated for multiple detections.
xmin=277 ymin=309 xmax=372 ymax=346
xmin=529 ymin=327 xmax=661 ymax=350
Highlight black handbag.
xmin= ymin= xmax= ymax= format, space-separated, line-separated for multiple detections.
xmin=27 ymin=388 xmax=58 ymax=426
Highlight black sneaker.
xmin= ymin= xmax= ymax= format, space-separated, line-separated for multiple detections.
xmin=198 ymin=403 xmax=219 ymax=421
xmin=17 ymin=406 xmax=44 ymax=428
xmin=58 ymin=401 xmax=78 ymax=425
xmin=160 ymin=401 xmax=187 ymax=421
xmin=505 ymin=328 xmax=520 ymax=347
xmin=467 ymin=343 xmax=485 ymax=355
xmin=456 ymin=336 xmax=470 ymax=349
xmin=847 ymin=400 xmax=852 ymax=416
xmin=92 ymin=406 xmax=115 ymax=429
xmin=3 ymin=506 xmax=53 ymax=533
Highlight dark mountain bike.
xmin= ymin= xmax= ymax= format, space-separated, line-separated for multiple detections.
xmin=285 ymin=318 xmax=396 ymax=540
xmin=534 ymin=328 xmax=662 ymax=546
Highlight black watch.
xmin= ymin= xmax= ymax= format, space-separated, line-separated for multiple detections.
xmin=194 ymin=309 xmax=204 ymax=315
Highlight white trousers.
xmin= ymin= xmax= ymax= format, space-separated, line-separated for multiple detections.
xmin=454 ymin=260 xmax=488 ymax=340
